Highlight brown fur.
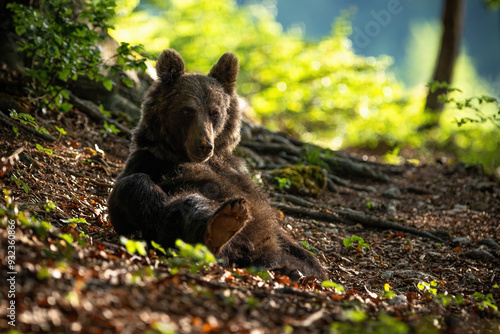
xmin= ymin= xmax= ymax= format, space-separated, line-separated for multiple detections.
xmin=108 ymin=49 xmax=326 ymax=279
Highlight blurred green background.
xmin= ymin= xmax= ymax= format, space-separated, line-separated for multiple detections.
xmin=110 ymin=0 xmax=500 ymax=174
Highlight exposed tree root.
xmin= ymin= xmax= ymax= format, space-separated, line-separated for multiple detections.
xmin=0 ymin=110 xmax=56 ymax=142
xmin=69 ymin=93 xmax=132 ymax=137
xmin=271 ymin=202 xmax=445 ymax=243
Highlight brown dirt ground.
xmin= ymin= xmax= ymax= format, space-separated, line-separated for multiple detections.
xmin=0 ymin=106 xmax=499 ymax=334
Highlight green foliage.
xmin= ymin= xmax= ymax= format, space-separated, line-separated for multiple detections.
xmin=44 ymin=200 xmax=57 ymax=212
xmin=9 ymin=110 xmax=49 ymax=135
xmin=169 ymin=239 xmax=217 ymax=274
xmin=300 ymin=240 xmax=316 ymax=254
xmin=151 ymin=240 xmax=167 ymax=255
xmin=429 ymin=81 xmax=500 ymax=129
xmin=10 ymin=172 xmax=30 ymax=194
xmin=55 ymin=126 xmax=67 ymax=141
xmin=428 ymin=81 xmax=500 ymax=172
xmin=120 ymin=236 xmax=148 ymax=256
xmin=274 ymin=176 xmax=292 ymax=190
xmin=112 ymin=1 xmax=406 ymax=146
xmin=329 ymin=311 xmax=409 ymax=334
xmin=245 ymin=266 xmax=273 ymax=281
xmin=7 ymin=0 xmax=147 ymax=111
xmin=473 ymin=292 xmax=498 ymax=312
xmin=101 ymin=121 xmax=121 ymax=134
xmin=380 ymin=283 xmax=396 ymax=300
xmin=1 ymin=190 xmax=52 ymax=239
xmin=321 ymin=280 xmax=345 ymax=294
xmin=112 ymin=0 xmax=499 ymax=173
xmin=61 ymin=217 xmax=88 ymax=225
xmin=36 ymin=143 xmax=53 ymax=155
xmin=304 ymin=147 xmax=331 ymax=170
xmin=343 ymin=235 xmax=370 ymax=250
xmin=417 ymin=280 xmax=465 ymax=308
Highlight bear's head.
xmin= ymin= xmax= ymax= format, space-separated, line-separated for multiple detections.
xmin=135 ymin=49 xmax=241 ymax=163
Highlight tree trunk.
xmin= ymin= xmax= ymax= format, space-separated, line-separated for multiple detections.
xmin=423 ymin=0 xmax=466 ymax=128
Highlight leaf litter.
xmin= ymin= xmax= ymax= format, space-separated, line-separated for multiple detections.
xmin=0 ymin=106 xmax=498 ymax=333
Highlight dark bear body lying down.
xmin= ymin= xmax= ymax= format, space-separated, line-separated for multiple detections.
xmin=108 ymin=49 xmax=326 ymax=279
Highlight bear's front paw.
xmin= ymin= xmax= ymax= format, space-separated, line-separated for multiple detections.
xmin=204 ymin=198 xmax=250 ymax=255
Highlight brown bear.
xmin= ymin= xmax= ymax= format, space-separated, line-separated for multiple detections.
xmin=108 ymin=49 xmax=326 ymax=280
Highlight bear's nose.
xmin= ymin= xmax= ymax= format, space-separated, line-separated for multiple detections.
xmin=200 ymin=138 xmax=213 ymax=153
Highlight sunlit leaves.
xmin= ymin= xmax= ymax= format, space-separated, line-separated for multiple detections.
xmin=321 ymin=280 xmax=345 ymax=294
xmin=343 ymin=235 xmax=370 ymax=251
xmin=120 ymin=236 xmax=148 ymax=256
xmin=7 ymin=0 xmax=146 ymax=112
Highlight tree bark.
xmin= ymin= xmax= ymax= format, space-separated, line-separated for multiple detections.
xmin=424 ymin=0 xmax=466 ymax=127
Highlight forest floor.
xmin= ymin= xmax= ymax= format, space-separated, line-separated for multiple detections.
xmin=0 ymin=104 xmax=499 ymax=334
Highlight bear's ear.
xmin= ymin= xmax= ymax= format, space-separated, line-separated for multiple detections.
xmin=209 ymin=52 xmax=239 ymax=94
xmin=156 ymin=49 xmax=185 ymax=83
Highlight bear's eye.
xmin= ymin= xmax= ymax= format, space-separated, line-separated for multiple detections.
xmin=183 ymin=107 xmax=195 ymax=116
xmin=210 ymin=111 xmax=219 ymax=120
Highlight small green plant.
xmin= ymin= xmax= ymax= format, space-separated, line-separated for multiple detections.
xmin=120 ymin=236 xmax=147 ymax=256
xmin=10 ymin=172 xmax=30 ymax=194
xmin=36 ymin=143 xmax=53 ymax=155
xmin=274 ymin=177 xmax=292 ymax=190
xmin=343 ymin=235 xmax=370 ymax=251
xmin=417 ymin=280 xmax=438 ymax=295
xmin=300 ymin=240 xmax=316 ymax=254
xmin=9 ymin=110 xmax=49 ymax=135
xmin=44 ymin=200 xmax=57 ymax=212
xmin=380 ymin=283 xmax=396 ymax=300
xmin=245 ymin=266 xmax=273 ymax=281
xmin=61 ymin=217 xmax=88 ymax=225
xmin=321 ymin=280 xmax=345 ymax=294
xmin=304 ymin=147 xmax=330 ymax=170
xmin=473 ymin=292 xmax=498 ymax=312
xmin=7 ymin=0 xmax=147 ymax=111
xmin=382 ymin=146 xmax=404 ymax=165
xmin=101 ymin=121 xmax=121 ymax=135
xmin=55 ymin=126 xmax=67 ymax=141
xmin=417 ymin=280 xmax=464 ymax=307
xmin=169 ymin=239 xmax=217 ymax=274
xmin=151 ymin=240 xmax=167 ymax=255
xmin=1 ymin=190 xmax=52 ymax=238
xmin=330 ymin=311 xmax=409 ymax=334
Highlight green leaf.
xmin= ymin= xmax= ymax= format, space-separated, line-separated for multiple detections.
xmin=36 ymin=143 xmax=53 ymax=155
xmin=122 ymin=77 xmax=134 ymax=87
xmin=151 ymin=240 xmax=166 ymax=255
xmin=55 ymin=126 xmax=67 ymax=135
xmin=61 ymin=217 xmax=88 ymax=224
xmin=321 ymin=280 xmax=345 ymax=293
xmin=59 ymin=233 xmax=73 ymax=244
xmin=343 ymin=238 xmax=352 ymax=247
xmin=103 ymin=77 xmax=113 ymax=91
xmin=59 ymin=102 xmax=73 ymax=113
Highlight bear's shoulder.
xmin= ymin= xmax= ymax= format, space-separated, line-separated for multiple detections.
xmin=119 ymin=149 xmax=176 ymax=182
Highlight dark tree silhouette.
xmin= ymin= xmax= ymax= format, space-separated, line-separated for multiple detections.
xmin=424 ymin=0 xmax=466 ymax=128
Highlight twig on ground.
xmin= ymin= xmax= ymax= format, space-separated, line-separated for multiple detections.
xmin=68 ymin=170 xmax=113 ymax=188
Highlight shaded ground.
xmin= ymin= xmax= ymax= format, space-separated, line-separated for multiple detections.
xmin=0 ymin=106 xmax=499 ymax=333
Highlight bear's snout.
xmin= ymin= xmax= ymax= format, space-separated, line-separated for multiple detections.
xmin=186 ymin=135 xmax=214 ymax=163
xmin=200 ymin=137 xmax=214 ymax=154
